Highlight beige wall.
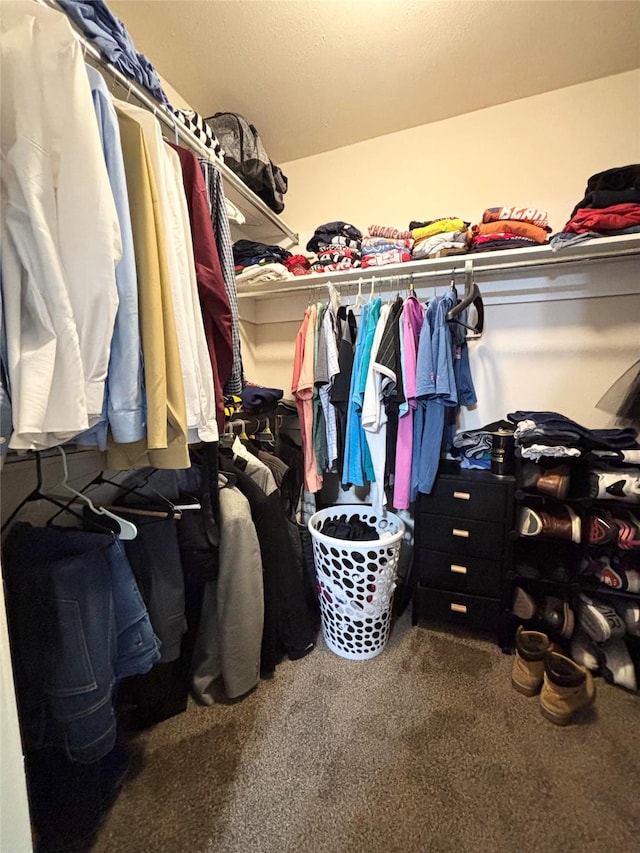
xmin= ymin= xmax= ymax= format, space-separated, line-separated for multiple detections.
xmin=280 ymin=70 xmax=640 ymax=250
xmin=242 ymin=71 xmax=640 ymax=426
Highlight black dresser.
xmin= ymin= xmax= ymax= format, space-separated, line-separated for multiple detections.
xmin=412 ymin=463 xmax=515 ymax=645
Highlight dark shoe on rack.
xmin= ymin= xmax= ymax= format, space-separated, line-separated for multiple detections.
xmin=540 ymin=651 xmax=596 ymax=726
xmin=537 ymin=595 xmax=575 ymax=639
xmin=599 ymin=638 xmax=637 ymax=692
xmin=511 ymin=626 xmax=555 ymax=696
xmin=518 ymin=504 xmax=581 ymax=543
xmin=587 ymin=512 xmax=619 ymax=546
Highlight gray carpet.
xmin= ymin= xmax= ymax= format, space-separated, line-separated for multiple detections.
xmin=94 ymin=614 xmax=639 ymax=853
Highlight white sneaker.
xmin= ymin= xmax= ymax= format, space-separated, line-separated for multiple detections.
xmin=600 ymin=638 xmax=637 ymax=692
xmin=571 ymin=631 xmax=601 ymax=671
xmin=578 ymin=593 xmax=627 ymax=642
xmin=615 ymin=599 xmax=640 ymax=637
xmin=590 ymin=469 xmax=640 ymax=503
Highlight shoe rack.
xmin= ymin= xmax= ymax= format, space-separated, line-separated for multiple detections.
xmin=506 ymin=453 xmax=640 ymax=690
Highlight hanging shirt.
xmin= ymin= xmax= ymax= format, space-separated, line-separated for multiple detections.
xmin=79 ymin=66 xmax=145 ymax=450
xmin=292 ymin=307 xmax=322 ymax=493
xmin=1 ymin=1 xmax=121 ymax=450
xmin=362 ymin=303 xmax=391 ymax=515
xmin=330 ymin=306 xmax=357 ymax=479
xmin=199 ymin=159 xmax=243 ymax=394
xmin=343 ymin=298 xmax=381 ymax=488
xmin=115 ymin=101 xmax=218 ymax=445
xmin=316 ymin=299 xmax=340 ymax=472
xmin=312 ymin=302 xmax=327 ymax=473
xmin=108 ymin=104 xmax=189 ymax=470
xmin=412 ymin=292 xmax=458 ymax=497
xmin=394 ymin=296 xmax=424 ymax=509
xmin=172 ymin=146 xmax=234 ymax=433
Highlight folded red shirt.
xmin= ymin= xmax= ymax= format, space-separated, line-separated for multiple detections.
xmin=562 ymin=203 xmax=640 ymax=234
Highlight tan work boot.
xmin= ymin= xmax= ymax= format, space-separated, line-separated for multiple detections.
xmin=511 ymin=626 xmax=553 ymax=696
xmin=540 ymin=651 xmax=596 ymax=726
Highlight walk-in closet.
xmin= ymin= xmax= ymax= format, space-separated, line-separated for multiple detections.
xmin=1 ymin=2 xmax=640 ymax=852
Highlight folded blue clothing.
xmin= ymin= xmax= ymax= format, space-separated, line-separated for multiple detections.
xmin=56 ymin=1 xmax=169 ymax=105
xmin=240 ymin=385 xmax=283 ymax=413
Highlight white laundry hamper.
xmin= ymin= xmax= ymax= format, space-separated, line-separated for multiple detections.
xmin=308 ymin=505 xmax=405 ymax=660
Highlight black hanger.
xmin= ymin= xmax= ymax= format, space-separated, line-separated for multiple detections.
xmin=1 ymin=451 xmax=88 ymax=533
xmin=446 ymin=260 xmax=484 ymax=336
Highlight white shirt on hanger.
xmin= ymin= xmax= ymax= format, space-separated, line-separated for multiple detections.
xmin=1 ymin=1 xmax=121 ymax=450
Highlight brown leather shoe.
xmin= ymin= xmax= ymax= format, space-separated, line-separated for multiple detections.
xmin=536 ymin=466 xmax=571 ymax=499
xmin=521 ymin=463 xmax=570 ymax=499
xmin=518 ymin=505 xmax=581 ymax=543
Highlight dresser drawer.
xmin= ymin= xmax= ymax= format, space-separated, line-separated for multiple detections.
xmin=417 ymin=549 xmax=502 ymax=596
xmin=415 ymin=587 xmax=501 ymax=632
xmin=419 ymin=476 xmax=507 ymax=521
xmin=419 ymin=514 xmax=505 ymax=561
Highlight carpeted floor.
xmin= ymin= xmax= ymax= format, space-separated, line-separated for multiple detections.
xmin=94 ymin=614 xmax=639 ymax=853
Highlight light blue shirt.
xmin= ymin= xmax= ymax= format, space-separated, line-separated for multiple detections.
xmin=80 ymin=66 xmax=145 ymax=449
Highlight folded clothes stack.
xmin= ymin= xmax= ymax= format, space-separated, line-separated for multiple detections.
xmin=306 ymin=221 xmax=363 ymax=272
xmin=284 ymin=254 xmax=314 ymax=276
xmin=468 ymin=207 xmax=550 ymax=253
xmin=451 ymin=419 xmax=514 ymax=469
xmin=233 ymin=239 xmax=292 ymax=285
xmin=551 ymin=164 xmax=640 ymax=251
xmin=361 ymin=228 xmax=413 ymax=268
xmin=410 ymin=217 xmax=469 ymax=259
xmin=507 ymin=410 xmax=639 ymax=461
xmin=240 ymin=384 xmax=283 ymax=414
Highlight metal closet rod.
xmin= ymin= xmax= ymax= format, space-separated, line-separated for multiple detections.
xmin=236 ymin=242 xmax=640 ymax=298
xmin=38 ymin=0 xmax=298 ymax=246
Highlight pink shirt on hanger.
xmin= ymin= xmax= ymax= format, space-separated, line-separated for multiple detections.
xmin=394 ymin=296 xmax=424 ymax=509
xmin=292 ymin=306 xmax=323 ymax=493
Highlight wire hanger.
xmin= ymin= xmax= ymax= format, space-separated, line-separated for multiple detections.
xmin=51 ymin=447 xmax=138 ymax=540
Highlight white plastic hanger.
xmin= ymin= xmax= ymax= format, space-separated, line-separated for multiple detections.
xmin=53 ymin=447 xmax=138 ymax=540
xmin=354 ymin=277 xmax=365 ymax=309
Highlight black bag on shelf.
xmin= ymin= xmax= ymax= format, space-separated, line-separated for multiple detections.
xmin=205 ymin=111 xmax=288 ymax=213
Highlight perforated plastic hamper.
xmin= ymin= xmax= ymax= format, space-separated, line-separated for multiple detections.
xmin=308 ymin=505 xmax=405 ymax=660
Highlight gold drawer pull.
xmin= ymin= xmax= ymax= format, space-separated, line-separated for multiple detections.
xmin=450 ymin=564 xmax=468 ymax=575
xmin=450 ymin=603 xmax=468 ymax=614
xmin=453 ymin=491 xmax=471 ymax=500
xmin=452 ymin=528 xmax=469 ymax=538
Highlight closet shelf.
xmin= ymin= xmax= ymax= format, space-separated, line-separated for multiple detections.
xmin=43 ymin=0 xmax=299 ymax=248
xmin=236 ymin=233 xmax=640 ymax=300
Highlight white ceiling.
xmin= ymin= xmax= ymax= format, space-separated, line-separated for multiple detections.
xmin=109 ymin=0 xmax=640 ymax=164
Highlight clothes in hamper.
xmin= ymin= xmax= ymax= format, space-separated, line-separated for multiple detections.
xmin=318 ymin=515 xmax=379 ymax=540
xmin=3 ymin=524 xmax=160 ymax=763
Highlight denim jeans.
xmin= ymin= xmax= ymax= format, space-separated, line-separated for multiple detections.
xmin=3 ymin=524 xmax=160 ymax=763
